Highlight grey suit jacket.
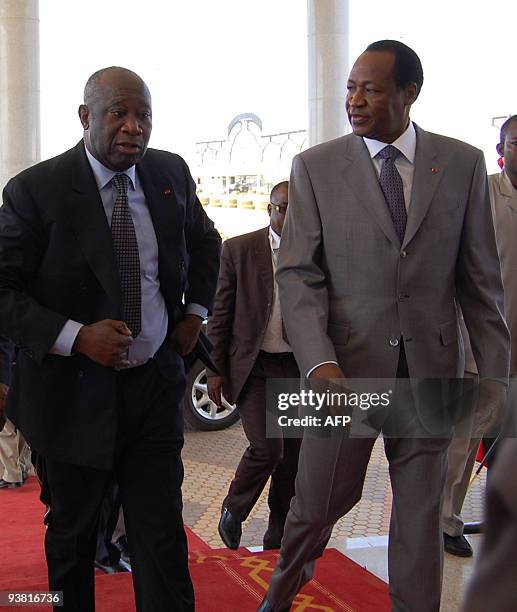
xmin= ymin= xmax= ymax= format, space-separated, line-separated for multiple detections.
xmin=489 ymin=171 xmax=517 ymax=376
xmin=277 ymin=125 xmax=509 ymax=384
xmin=460 ymin=439 xmax=517 ymax=612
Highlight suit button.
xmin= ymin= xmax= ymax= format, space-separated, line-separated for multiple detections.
xmin=389 ymin=338 xmax=399 ymax=347
xmin=78 ymin=370 xmax=85 ymax=377
xmin=400 ymin=250 xmax=407 ymax=258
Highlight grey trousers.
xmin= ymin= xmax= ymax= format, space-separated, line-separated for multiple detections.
xmin=442 ymin=435 xmax=480 ymax=537
xmin=265 ymin=430 xmax=450 ymax=612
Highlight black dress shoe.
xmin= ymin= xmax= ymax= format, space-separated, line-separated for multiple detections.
xmin=257 ymin=598 xmax=290 ymax=611
xmin=443 ymin=533 xmax=473 ymax=557
xmin=218 ymin=507 xmax=242 ymax=549
xmin=0 ymin=478 xmax=22 ymax=489
xmin=463 ymin=521 xmax=484 ymax=534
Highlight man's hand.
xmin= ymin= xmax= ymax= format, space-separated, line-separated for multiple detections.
xmin=170 ymin=314 xmax=203 ymax=356
xmin=0 ymin=383 xmax=8 ymax=432
xmin=473 ymin=378 xmax=507 ymax=438
xmin=207 ymin=375 xmax=231 ymax=407
xmin=73 ymin=320 xmax=133 ymax=368
xmin=309 ymin=363 xmax=345 ymax=379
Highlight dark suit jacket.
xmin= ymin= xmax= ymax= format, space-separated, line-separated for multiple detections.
xmin=0 ymin=335 xmax=14 ymax=386
xmin=207 ymin=227 xmax=274 ymax=403
xmin=0 ymin=141 xmax=221 ymax=469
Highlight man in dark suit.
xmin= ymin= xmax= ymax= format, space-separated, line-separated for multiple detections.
xmin=0 ymin=67 xmax=221 ymax=612
xmin=259 ymin=41 xmax=509 ymax=612
xmin=207 ymin=182 xmax=301 ymax=550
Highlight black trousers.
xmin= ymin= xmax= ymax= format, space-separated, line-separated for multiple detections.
xmin=44 ymin=354 xmax=194 ymax=612
xmin=224 ymin=351 xmax=301 ymax=548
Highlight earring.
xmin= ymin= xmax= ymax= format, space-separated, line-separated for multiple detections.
xmin=497 ymin=156 xmax=504 ymax=170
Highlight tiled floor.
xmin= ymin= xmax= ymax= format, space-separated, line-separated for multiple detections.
xmin=182 ymin=422 xmax=486 ymax=547
xmin=182 ymin=422 xmax=487 ymax=611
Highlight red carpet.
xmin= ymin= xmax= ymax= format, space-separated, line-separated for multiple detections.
xmin=0 ymin=478 xmax=390 ymax=611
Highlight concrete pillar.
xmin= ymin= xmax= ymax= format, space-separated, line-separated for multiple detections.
xmin=0 ymin=0 xmax=40 ymax=190
xmin=307 ymin=0 xmax=349 ymax=147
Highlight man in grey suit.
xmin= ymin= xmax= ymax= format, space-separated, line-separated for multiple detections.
xmin=258 ymin=40 xmax=509 ymax=612
xmin=460 ymin=439 xmax=517 ymax=612
xmin=443 ymin=116 xmax=517 ymax=557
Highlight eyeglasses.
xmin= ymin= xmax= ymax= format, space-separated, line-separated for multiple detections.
xmin=270 ymin=202 xmax=288 ymax=214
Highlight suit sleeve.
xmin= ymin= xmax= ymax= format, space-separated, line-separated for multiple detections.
xmin=181 ymin=159 xmax=222 ymax=314
xmin=0 ymin=335 xmax=14 ymax=386
xmin=206 ymin=240 xmax=236 ymax=377
xmin=276 ymin=154 xmax=338 ymax=377
xmin=456 ymin=151 xmax=510 ymax=380
xmin=0 ymin=177 xmax=68 ymax=364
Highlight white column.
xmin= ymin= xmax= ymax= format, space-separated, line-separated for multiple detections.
xmin=0 ymin=0 xmax=40 ymax=191
xmin=307 ymin=0 xmax=349 ymax=147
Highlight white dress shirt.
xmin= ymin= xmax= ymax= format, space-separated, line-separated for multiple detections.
xmin=363 ymin=120 xmax=417 ymax=210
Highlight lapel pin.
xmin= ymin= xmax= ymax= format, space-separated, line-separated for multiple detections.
xmin=431 ymin=167 xmax=440 ymax=173
xmin=163 ymin=187 xmax=173 ymax=197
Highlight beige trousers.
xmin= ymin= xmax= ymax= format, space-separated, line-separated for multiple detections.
xmin=0 ymin=417 xmax=31 ymax=483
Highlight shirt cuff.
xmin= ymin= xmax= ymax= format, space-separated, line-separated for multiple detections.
xmin=186 ymin=303 xmax=208 ymax=321
xmin=48 ymin=320 xmax=84 ymax=356
xmin=306 ymin=361 xmax=339 ymax=379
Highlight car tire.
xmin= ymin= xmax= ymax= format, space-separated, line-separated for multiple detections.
xmin=184 ymin=360 xmax=240 ymax=430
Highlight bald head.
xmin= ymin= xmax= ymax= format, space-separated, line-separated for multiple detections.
xmin=78 ymin=67 xmax=152 ymax=171
xmin=83 ymin=67 xmax=151 ymax=106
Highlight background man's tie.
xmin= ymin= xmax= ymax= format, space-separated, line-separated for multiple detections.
xmin=111 ymin=174 xmax=142 ymax=337
xmin=378 ymin=145 xmax=407 ymax=243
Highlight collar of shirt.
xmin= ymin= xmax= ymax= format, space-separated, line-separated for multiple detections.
xmin=362 ymin=121 xmax=416 ymax=164
xmin=84 ymin=143 xmax=136 ymax=191
xmin=269 ymin=226 xmax=281 ymax=251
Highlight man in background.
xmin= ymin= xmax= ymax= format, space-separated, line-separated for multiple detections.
xmin=0 ymin=67 xmax=220 ymax=611
xmin=443 ymin=115 xmax=517 ymax=558
xmin=460 ymin=439 xmax=517 ymax=612
xmin=208 ymin=181 xmax=301 ymax=551
xmin=259 ymin=41 xmax=509 ymax=612
xmin=0 ymin=336 xmax=29 ymax=489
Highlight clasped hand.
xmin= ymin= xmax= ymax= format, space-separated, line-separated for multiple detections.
xmin=73 ymin=319 xmax=133 ymax=368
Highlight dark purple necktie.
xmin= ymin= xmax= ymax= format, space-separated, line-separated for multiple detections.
xmin=378 ymin=145 xmax=407 ymax=243
xmin=111 ymin=174 xmax=141 ymax=337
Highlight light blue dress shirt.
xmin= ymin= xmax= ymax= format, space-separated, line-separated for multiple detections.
xmin=50 ymin=144 xmax=207 ymax=366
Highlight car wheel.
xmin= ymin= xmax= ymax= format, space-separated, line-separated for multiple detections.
xmin=184 ymin=360 xmax=239 ymax=430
